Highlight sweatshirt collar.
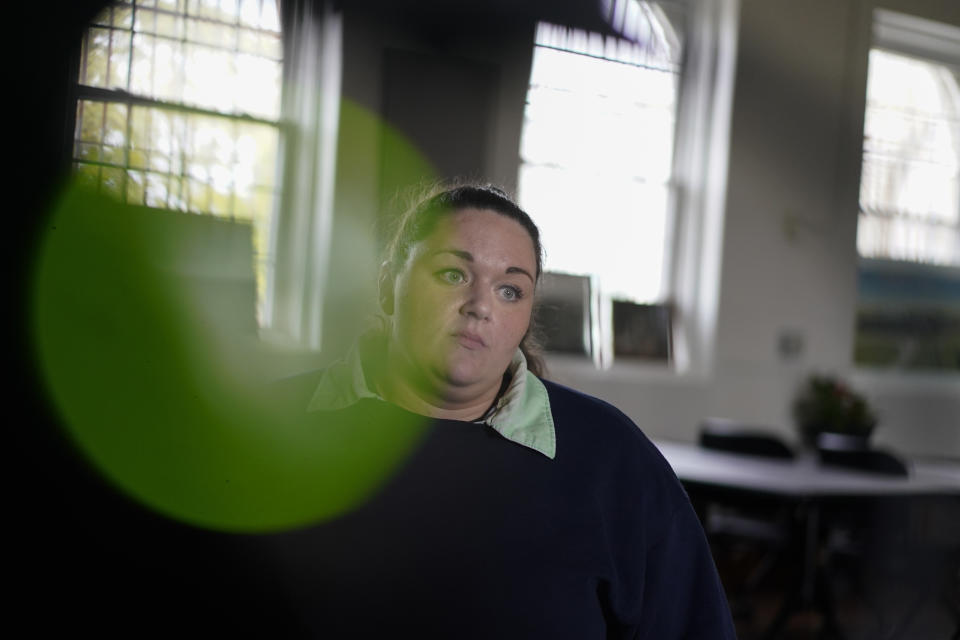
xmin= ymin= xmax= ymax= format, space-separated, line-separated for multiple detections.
xmin=307 ymin=333 xmax=556 ymax=459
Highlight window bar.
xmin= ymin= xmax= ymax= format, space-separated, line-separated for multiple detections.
xmin=126 ymin=2 xmax=136 ymax=95
xmin=75 ymin=85 xmax=279 ymax=126
xmin=97 ymin=1 xmax=283 ymax=55
xmin=79 ymin=28 xmax=89 ymax=86
xmin=105 ymin=9 xmax=114 ymax=88
xmin=142 ymin=111 xmax=153 ymax=195
xmin=179 ymin=0 xmax=189 ymax=118
xmin=165 ymin=111 xmax=174 ymax=210
xmin=97 ymin=102 xmax=108 ymax=196
xmin=119 ymin=2 xmax=138 ymax=205
xmin=209 ymin=171 xmax=215 ymax=215
xmin=123 ymin=106 xmax=134 ymax=205
xmin=75 ymin=0 xmax=283 ymax=213
xmin=229 ymin=118 xmax=238 ymax=219
xmin=176 ymin=112 xmax=185 ymax=211
xmin=149 ymin=12 xmax=158 ymax=100
xmin=76 ymin=33 xmax=89 ymax=173
xmin=182 ymin=113 xmax=192 ymax=212
xmin=145 ymin=5 xmax=158 ymax=195
xmin=101 ymin=15 xmax=115 ymax=198
xmin=534 ymin=42 xmax=676 ymax=74
xmin=133 ymin=0 xmax=280 ymax=34
xmin=142 ymin=115 xmax=152 ymax=207
xmin=232 ymin=0 xmax=241 ymax=118
xmin=170 ymin=114 xmax=178 ymax=211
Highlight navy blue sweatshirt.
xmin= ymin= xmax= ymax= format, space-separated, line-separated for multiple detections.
xmin=259 ymin=375 xmax=737 ymax=639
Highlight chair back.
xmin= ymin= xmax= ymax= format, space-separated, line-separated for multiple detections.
xmin=699 ymin=418 xmax=795 ymax=459
xmin=816 ymin=435 xmax=909 ymax=477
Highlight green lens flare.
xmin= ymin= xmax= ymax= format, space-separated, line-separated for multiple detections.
xmin=32 ymin=103 xmax=436 ymax=532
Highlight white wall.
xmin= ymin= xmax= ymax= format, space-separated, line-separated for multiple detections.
xmin=552 ymin=0 xmax=960 ymax=457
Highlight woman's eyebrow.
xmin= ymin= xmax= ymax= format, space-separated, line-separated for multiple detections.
xmin=506 ymin=266 xmax=534 ymax=282
xmin=429 ymin=249 xmax=534 ymax=282
xmin=430 ymin=248 xmax=473 ymax=262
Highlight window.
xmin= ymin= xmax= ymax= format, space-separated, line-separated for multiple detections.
xmin=854 ymin=10 xmax=960 ymax=371
xmin=518 ymin=0 xmax=707 ymax=368
xmin=858 ymin=52 xmax=960 ymax=265
xmin=72 ymin=0 xmax=283 ymax=322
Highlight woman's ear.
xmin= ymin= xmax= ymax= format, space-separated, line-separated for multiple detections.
xmin=378 ymin=262 xmax=395 ymax=316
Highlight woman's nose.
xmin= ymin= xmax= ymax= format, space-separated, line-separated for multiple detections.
xmin=460 ymin=283 xmax=492 ymax=320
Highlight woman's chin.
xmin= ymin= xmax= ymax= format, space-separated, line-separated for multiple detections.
xmin=440 ymin=368 xmax=483 ymax=389
xmin=437 ymin=359 xmax=492 ymax=391
xmin=428 ymin=350 xmax=507 ymax=395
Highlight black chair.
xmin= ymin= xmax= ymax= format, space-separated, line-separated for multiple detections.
xmin=815 ymin=432 xmax=909 ymax=477
xmin=695 ymin=419 xmax=799 ymax=623
xmin=812 ymin=435 xmax=959 ymax=639
xmin=699 ymin=418 xmax=796 ymax=459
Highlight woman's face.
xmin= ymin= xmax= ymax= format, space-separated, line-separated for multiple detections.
xmin=385 ymin=208 xmax=537 ymax=402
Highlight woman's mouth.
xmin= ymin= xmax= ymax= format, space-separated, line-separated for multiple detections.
xmin=454 ymin=331 xmax=486 ymax=350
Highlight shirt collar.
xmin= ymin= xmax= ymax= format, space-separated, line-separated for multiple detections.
xmin=307 ymin=333 xmax=556 ymax=459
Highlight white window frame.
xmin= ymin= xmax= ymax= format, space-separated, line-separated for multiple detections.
xmin=263 ymin=0 xmax=343 ymax=349
xmin=523 ymin=0 xmax=739 ymax=378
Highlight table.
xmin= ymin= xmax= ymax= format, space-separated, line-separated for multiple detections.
xmin=654 ymin=440 xmax=960 ymax=498
xmin=654 ymin=440 xmax=960 ymax=639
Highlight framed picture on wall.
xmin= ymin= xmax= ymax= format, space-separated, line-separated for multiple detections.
xmin=534 ymin=272 xmax=592 ymax=356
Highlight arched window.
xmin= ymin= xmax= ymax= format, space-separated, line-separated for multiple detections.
xmin=516 ymin=0 xmax=736 ymax=370
xmin=858 ymin=48 xmax=960 ymax=265
xmin=519 ymin=12 xmax=680 ymax=307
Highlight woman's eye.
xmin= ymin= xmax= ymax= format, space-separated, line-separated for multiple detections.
xmin=437 ymin=269 xmax=465 ymax=285
xmin=499 ymin=286 xmax=523 ymax=302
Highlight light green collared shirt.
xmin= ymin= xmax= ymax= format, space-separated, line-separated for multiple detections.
xmin=307 ymin=334 xmax=557 ymax=459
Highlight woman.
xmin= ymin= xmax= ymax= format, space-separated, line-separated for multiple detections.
xmin=273 ymin=184 xmax=736 ymax=638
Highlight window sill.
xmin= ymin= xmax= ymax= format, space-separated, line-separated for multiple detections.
xmin=543 ymin=352 xmax=709 ymax=386
xmin=851 ymin=367 xmax=960 ymax=395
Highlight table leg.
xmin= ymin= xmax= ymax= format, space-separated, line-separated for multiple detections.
xmin=761 ymin=499 xmax=845 ymax=640
xmin=803 ymin=501 xmax=819 ymax=604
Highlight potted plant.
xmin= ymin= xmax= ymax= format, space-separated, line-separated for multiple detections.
xmin=792 ymin=374 xmax=878 ymax=449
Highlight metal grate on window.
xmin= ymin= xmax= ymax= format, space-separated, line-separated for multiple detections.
xmin=857 ymin=49 xmax=960 ymax=266
xmin=78 ymin=0 xmax=281 ymax=118
xmin=72 ymin=0 xmax=283 ymax=321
